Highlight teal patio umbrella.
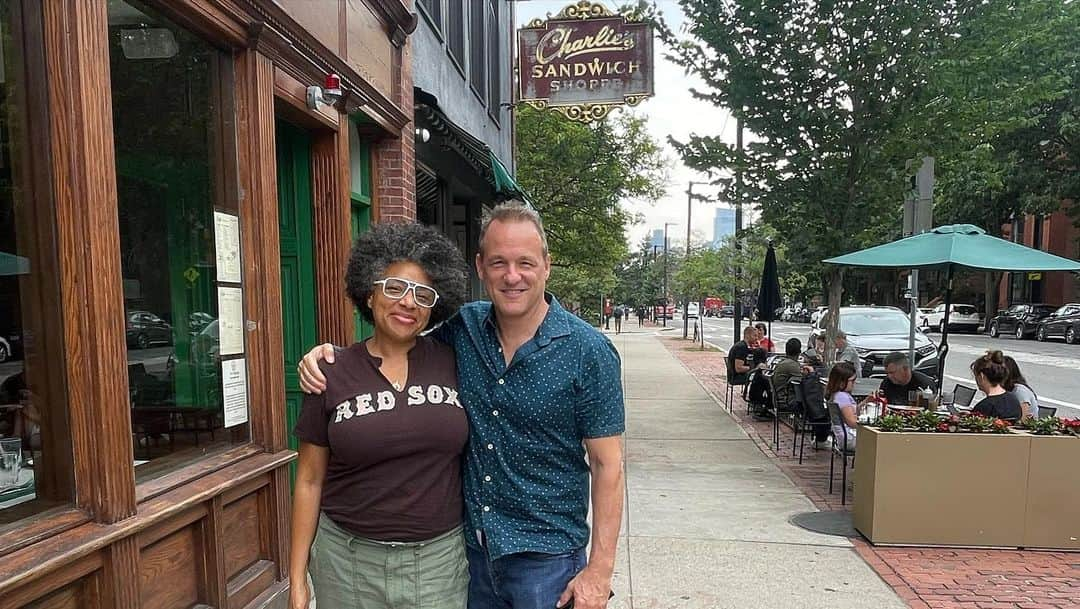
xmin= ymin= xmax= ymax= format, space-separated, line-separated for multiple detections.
xmin=823 ymin=224 xmax=1080 ymax=379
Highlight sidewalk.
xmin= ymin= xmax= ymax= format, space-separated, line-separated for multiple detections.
xmin=652 ymin=333 xmax=1080 ymax=609
xmin=605 ymin=329 xmax=907 ymax=609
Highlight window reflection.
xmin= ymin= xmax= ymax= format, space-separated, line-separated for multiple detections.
xmin=108 ymin=0 xmax=248 ymax=475
xmin=0 ymin=0 xmax=73 ymax=526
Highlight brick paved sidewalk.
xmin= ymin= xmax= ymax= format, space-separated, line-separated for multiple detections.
xmin=660 ymin=336 xmax=1080 ymax=609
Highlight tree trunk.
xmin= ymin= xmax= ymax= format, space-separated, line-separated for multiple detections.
xmin=825 ymin=266 xmax=845 ymax=366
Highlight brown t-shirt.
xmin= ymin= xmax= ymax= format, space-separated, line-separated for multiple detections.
xmin=293 ymin=336 xmax=468 ymax=542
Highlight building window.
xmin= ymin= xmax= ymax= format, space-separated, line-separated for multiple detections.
xmin=418 ymin=0 xmax=441 ymax=33
xmin=0 ymin=0 xmax=74 ymax=528
xmin=447 ymin=1 xmax=465 ymax=71
xmin=469 ymin=0 xmax=486 ymax=100
xmin=486 ymin=0 xmax=500 ymax=117
xmin=108 ymin=0 xmax=249 ymax=476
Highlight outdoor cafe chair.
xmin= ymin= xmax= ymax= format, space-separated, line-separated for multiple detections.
xmin=792 ymin=378 xmax=830 ymax=464
xmin=1037 ymin=405 xmax=1057 ymax=419
xmin=826 ymin=401 xmax=855 ymax=506
xmin=724 ymin=351 xmax=749 ymax=414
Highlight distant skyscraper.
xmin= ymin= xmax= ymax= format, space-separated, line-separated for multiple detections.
xmin=650 ymin=229 xmax=664 ymax=250
xmin=712 ymin=207 xmax=736 ymax=248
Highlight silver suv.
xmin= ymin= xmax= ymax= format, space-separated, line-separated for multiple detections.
xmin=809 ymin=306 xmax=940 ymax=379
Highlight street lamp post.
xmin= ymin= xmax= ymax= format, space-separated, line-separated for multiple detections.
xmin=662 ymin=222 xmax=677 ymax=327
xmin=684 ymin=181 xmax=706 ymax=339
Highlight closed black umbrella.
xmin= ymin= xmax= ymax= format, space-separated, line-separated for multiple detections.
xmin=757 ymin=243 xmax=783 ymax=345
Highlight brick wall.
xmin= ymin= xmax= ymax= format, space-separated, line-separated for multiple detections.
xmin=373 ymin=36 xmax=416 ymax=224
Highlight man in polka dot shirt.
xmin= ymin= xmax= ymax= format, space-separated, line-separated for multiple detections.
xmin=299 ymin=201 xmax=625 ymax=609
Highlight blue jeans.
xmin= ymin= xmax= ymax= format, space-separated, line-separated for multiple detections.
xmin=466 ymin=543 xmax=586 ymax=609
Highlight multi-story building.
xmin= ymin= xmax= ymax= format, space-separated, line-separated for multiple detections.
xmin=999 ymin=206 xmax=1080 ymax=307
xmin=412 ymin=1 xmax=522 ymax=297
xmin=712 ymin=207 xmax=736 ymax=248
xmin=0 ymin=1 xmax=418 ymax=606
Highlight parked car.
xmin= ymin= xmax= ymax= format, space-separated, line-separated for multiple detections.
xmin=924 ymin=303 xmax=981 ymax=333
xmin=718 ymin=304 xmax=734 ymax=318
xmin=809 ymin=306 xmax=939 ymax=379
xmin=686 ymin=302 xmax=700 ymax=319
xmin=916 ymin=308 xmax=934 ymax=330
xmin=1036 ymin=303 xmax=1080 ymax=344
xmin=986 ymin=304 xmax=1056 ymax=340
xmin=126 ymin=311 xmax=173 ymax=349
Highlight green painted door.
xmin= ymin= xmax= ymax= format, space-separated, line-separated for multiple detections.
xmin=276 ymin=121 xmax=317 ymax=462
xmin=350 ymin=124 xmax=374 ymax=342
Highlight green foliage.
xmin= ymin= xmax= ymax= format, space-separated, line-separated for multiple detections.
xmin=515 ymin=106 xmax=668 ymax=307
xmin=658 ymin=0 xmax=968 ymax=284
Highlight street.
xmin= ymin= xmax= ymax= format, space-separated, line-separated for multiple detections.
xmin=672 ymin=314 xmax=1080 ymax=419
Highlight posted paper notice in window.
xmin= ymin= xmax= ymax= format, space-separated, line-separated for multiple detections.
xmin=217 ymin=286 xmax=244 ymax=356
xmin=214 ymin=211 xmax=242 ymax=283
xmin=221 ymin=358 xmax=249 ymax=428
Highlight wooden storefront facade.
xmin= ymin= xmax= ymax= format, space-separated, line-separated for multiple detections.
xmin=0 ymin=1 xmax=416 ymax=607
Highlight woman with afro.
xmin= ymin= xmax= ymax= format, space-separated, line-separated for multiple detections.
xmin=290 ymin=222 xmax=470 ymax=609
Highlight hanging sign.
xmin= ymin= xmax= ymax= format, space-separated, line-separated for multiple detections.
xmin=517 ymin=1 xmax=654 ymax=123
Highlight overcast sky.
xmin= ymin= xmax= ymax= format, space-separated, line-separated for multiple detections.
xmin=514 ymin=1 xmax=739 ymax=250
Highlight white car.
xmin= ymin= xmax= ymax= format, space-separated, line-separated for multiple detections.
xmin=686 ymin=302 xmax=700 ymax=319
xmin=916 ymin=308 xmax=934 ymax=330
xmin=809 ymin=306 xmax=829 ymax=325
xmin=925 ymin=304 xmax=981 ymax=333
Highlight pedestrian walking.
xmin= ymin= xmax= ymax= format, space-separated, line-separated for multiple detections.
xmin=636 ymin=305 xmax=645 ymax=327
xmin=298 ymin=201 xmax=625 ymax=609
xmin=604 ymin=301 xmax=613 ymax=330
xmin=289 ymin=223 xmax=470 ymax=609
xmin=613 ymin=305 xmax=623 ymax=334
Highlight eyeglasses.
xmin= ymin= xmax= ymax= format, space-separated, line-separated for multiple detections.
xmin=373 ymin=277 xmax=440 ymax=308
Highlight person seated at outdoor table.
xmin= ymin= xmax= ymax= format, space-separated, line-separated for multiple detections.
xmin=834 ymin=331 xmax=862 ymax=378
xmin=877 ymin=352 xmax=936 ymax=405
xmin=1002 ymin=355 xmax=1039 ymax=420
xmin=970 ymin=350 xmax=1022 ymax=422
xmin=754 ymin=322 xmax=775 ymax=352
xmin=826 ymin=361 xmax=875 ymax=451
xmin=729 ymin=326 xmax=766 ymax=376
xmin=770 ymin=338 xmax=803 ymax=412
xmin=800 ymin=334 xmax=827 ymax=372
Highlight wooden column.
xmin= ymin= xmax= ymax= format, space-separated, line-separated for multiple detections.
xmin=235 ymin=48 xmax=287 ymax=455
xmin=311 ymin=120 xmax=353 ymax=346
xmin=43 ymin=0 xmax=136 ymax=523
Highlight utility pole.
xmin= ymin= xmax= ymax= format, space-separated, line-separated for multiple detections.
xmin=663 ymin=222 xmax=676 ymax=327
xmin=684 ymin=181 xmax=705 ymax=338
xmin=733 ymin=118 xmax=744 ymax=341
xmin=903 ymin=157 xmax=934 ymax=364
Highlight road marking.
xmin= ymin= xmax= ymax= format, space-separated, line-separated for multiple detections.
xmin=947 ymin=343 xmax=1080 ymax=371
xmin=943 ymin=374 xmax=1080 ymax=411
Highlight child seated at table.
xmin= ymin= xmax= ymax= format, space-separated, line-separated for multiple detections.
xmin=826 ymin=361 xmax=876 ymax=451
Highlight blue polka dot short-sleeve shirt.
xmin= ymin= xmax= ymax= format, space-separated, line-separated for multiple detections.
xmin=434 ymin=294 xmax=624 ymax=559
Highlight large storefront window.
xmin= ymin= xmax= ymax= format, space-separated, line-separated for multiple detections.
xmin=108 ymin=0 xmax=249 ymax=478
xmin=0 ymin=0 xmax=74 ymax=528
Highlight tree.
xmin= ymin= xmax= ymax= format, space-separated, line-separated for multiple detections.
xmin=659 ymin=0 xmax=970 ymax=303
xmin=897 ymin=0 xmax=1080 ymax=318
xmin=514 ymin=106 xmax=669 ymax=312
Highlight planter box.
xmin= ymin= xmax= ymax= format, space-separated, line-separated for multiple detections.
xmin=1023 ymin=434 xmax=1080 ymax=549
xmin=853 ymin=427 xmax=1030 ymax=547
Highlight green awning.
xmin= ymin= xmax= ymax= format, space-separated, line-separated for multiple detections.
xmin=489 ymin=150 xmax=529 ymax=202
xmin=823 ymin=224 xmax=1080 ymax=272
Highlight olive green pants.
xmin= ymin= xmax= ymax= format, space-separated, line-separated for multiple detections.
xmin=309 ymin=514 xmax=468 ymax=609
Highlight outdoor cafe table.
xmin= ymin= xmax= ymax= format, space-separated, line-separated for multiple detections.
xmin=817 ymin=376 xmax=880 ymax=400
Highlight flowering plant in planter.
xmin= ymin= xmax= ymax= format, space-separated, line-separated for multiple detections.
xmin=874 ymin=413 xmax=907 ymax=432
xmin=960 ymin=413 xmax=995 ymax=433
xmin=909 ymin=409 xmax=942 ymax=432
xmin=1061 ymin=418 xmax=1080 ymax=436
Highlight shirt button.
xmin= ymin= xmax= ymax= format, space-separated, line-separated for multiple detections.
xmin=483 ymin=505 xmax=491 ymax=512
xmin=498 ymin=378 xmax=505 ymax=385
xmin=492 ymin=410 xmax=499 ymax=416
xmin=484 ymin=475 xmax=492 ymax=482
xmin=486 ymin=443 xmax=494 ymax=450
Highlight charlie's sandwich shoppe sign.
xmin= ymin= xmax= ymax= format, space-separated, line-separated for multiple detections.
xmin=518 ymin=1 xmax=654 ymax=122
